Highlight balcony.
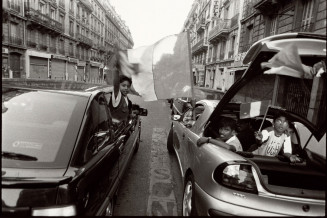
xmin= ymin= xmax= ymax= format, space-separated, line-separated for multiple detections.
xmin=208 ymin=19 xmax=231 ymax=43
xmin=196 ymin=18 xmax=206 ymax=33
xmin=191 ymin=38 xmax=208 ymax=54
xmin=49 ymin=0 xmax=57 ymax=8
xmin=76 ymin=33 xmax=93 ymax=47
xmin=78 ymin=0 xmax=94 ymax=13
xmin=25 ymin=8 xmax=64 ymax=34
xmin=253 ymin=0 xmax=280 ymax=16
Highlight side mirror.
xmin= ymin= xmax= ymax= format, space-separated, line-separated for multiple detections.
xmin=139 ymin=108 xmax=148 ymax=116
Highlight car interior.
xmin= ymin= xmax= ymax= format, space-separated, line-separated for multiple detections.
xmin=203 ymin=103 xmax=326 ymax=197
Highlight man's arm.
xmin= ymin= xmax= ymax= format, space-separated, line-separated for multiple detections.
xmin=197 ymin=137 xmax=236 ymax=152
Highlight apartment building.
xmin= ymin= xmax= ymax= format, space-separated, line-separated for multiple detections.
xmin=183 ymin=0 xmax=326 ymax=93
xmin=2 ymin=0 xmax=134 ymax=83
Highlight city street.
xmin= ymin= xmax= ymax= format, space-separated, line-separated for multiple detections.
xmin=114 ymin=95 xmax=183 ymax=216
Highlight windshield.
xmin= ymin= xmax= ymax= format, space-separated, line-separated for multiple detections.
xmin=2 ymin=88 xmax=89 ymax=168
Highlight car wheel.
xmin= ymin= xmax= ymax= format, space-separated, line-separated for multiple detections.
xmin=182 ymin=174 xmax=197 ymax=216
xmin=134 ymin=129 xmax=141 ymax=154
xmin=167 ymin=127 xmax=174 ymax=153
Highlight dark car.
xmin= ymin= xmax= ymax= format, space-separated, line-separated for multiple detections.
xmin=2 ymin=79 xmax=147 ymax=216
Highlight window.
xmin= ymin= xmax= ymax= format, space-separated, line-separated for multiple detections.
xmin=302 ymin=0 xmax=314 ymax=30
xmin=69 ymin=0 xmax=73 ymax=10
xmin=69 ymin=20 xmax=74 ymax=35
xmin=270 ymin=16 xmax=278 ymax=36
xmin=79 ymin=94 xmax=113 ymax=163
xmin=39 ymin=2 xmax=45 ymax=14
xmin=50 ymin=8 xmax=56 ymax=20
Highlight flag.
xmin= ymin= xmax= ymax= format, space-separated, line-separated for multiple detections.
xmin=126 ymin=32 xmax=193 ymax=101
xmin=239 ymin=100 xmax=271 ymax=119
xmin=262 ymin=43 xmax=314 ymax=79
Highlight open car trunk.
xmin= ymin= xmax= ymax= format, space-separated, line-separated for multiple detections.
xmin=239 ymin=151 xmax=326 ymax=199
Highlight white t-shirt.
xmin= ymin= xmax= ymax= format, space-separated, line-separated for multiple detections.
xmin=226 ymin=135 xmax=243 ymax=152
xmin=253 ymin=129 xmax=292 ymax=156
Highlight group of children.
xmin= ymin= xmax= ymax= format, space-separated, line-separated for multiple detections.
xmin=198 ymin=111 xmax=301 ymax=163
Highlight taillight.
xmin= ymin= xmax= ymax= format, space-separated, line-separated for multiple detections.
xmin=214 ymin=162 xmax=258 ymax=194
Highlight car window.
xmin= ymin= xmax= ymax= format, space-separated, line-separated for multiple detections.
xmin=2 ymin=88 xmax=88 ymax=167
xmin=79 ymin=93 xmax=113 ymax=164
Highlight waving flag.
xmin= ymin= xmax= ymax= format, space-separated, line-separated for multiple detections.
xmin=126 ymin=32 xmax=193 ymax=101
xmin=239 ymin=100 xmax=271 ymax=119
xmin=261 ymin=43 xmax=315 ymax=79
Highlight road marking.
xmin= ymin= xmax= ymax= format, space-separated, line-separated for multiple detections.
xmin=147 ymin=128 xmax=177 ymax=216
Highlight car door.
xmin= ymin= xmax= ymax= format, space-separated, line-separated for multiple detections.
xmin=117 ymin=115 xmax=139 ymax=179
xmin=71 ymin=93 xmax=120 ymax=215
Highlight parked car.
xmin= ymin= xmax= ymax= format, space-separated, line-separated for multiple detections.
xmin=171 ymin=97 xmax=192 ymax=115
xmin=2 ymin=79 xmax=147 ymax=216
xmin=167 ymin=33 xmax=326 ymax=216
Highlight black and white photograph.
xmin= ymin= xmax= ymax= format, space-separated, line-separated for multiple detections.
xmin=2 ymin=0 xmax=326 ymax=216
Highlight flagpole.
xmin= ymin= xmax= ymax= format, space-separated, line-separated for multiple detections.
xmin=258 ymin=105 xmax=270 ymax=132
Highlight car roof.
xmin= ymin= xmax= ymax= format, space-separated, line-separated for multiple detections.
xmin=2 ymin=79 xmax=113 ymax=97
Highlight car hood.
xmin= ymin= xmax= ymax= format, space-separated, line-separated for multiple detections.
xmin=208 ymin=33 xmax=326 ymax=141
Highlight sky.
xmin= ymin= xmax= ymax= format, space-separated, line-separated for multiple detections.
xmin=109 ymin=0 xmax=194 ymax=48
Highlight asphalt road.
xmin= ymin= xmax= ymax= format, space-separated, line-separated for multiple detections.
xmin=113 ymin=96 xmax=183 ymax=216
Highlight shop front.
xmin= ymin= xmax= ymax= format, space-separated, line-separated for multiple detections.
xmin=67 ymin=57 xmax=78 ymax=81
xmin=77 ymin=61 xmax=86 ymax=81
xmin=194 ymin=64 xmax=205 ymax=87
xmin=89 ymin=61 xmax=102 ymax=83
xmin=26 ymin=50 xmax=51 ymax=79
xmin=51 ymin=54 xmax=67 ymax=80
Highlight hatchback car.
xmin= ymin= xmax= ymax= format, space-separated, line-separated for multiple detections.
xmin=167 ymin=33 xmax=326 ymax=216
xmin=2 ymin=79 xmax=147 ymax=216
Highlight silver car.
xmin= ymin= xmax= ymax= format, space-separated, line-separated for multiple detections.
xmin=167 ymin=33 xmax=326 ymax=216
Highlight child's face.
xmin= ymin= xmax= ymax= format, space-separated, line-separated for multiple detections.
xmin=120 ymin=81 xmax=131 ymax=96
xmin=273 ymin=116 xmax=289 ymax=134
xmin=218 ymin=126 xmax=235 ymax=142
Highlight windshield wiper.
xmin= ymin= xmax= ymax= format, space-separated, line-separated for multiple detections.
xmin=2 ymin=152 xmax=38 ymax=161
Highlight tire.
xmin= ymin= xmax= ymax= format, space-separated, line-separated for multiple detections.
xmin=167 ymin=127 xmax=174 ymax=153
xmin=182 ymin=174 xmax=197 ymax=216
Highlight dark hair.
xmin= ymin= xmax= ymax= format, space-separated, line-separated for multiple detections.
xmin=119 ymin=75 xmax=132 ymax=85
xmin=273 ymin=110 xmax=289 ymax=122
xmin=219 ymin=117 xmax=237 ymax=131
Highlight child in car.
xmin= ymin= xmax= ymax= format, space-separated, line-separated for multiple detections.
xmin=252 ymin=111 xmax=300 ymax=162
xmin=198 ymin=116 xmax=243 ymax=152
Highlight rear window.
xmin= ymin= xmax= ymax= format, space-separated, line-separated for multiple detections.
xmin=2 ymin=88 xmax=89 ymax=168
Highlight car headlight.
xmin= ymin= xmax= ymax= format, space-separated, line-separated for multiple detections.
xmin=214 ymin=162 xmax=258 ymax=194
xmin=31 ymin=205 xmax=76 ymax=216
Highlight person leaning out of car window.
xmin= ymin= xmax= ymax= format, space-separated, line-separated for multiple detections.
xmin=107 ymin=61 xmax=133 ymax=124
xmin=197 ymin=117 xmax=243 ymax=152
xmin=252 ymin=111 xmax=301 ymax=163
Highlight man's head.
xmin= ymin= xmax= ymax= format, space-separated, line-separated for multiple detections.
xmin=273 ymin=111 xmax=290 ymax=135
xmin=218 ymin=117 xmax=237 ymax=142
xmin=119 ymin=75 xmax=132 ymax=96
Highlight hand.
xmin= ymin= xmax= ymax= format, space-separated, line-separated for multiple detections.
xmin=289 ymin=155 xmax=302 ymax=163
xmin=254 ymin=131 xmax=263 ymax=141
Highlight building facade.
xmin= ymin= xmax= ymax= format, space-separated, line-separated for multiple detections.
xmin=183 ymin=0 xmax=326 ymax=93
xmin=2 ymin=0 xmax=134 ymax=83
